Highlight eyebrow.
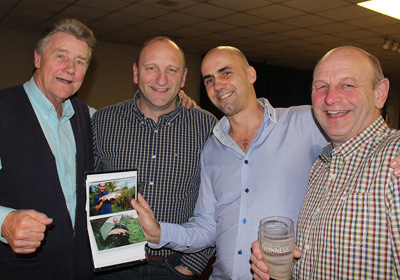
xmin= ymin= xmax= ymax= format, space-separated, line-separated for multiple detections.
xmin=53 ymin=48 xmax=88 ymax=61
xmin=202 ymin=66 xmax=232 ymax=82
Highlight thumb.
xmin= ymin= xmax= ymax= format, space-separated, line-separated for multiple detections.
xmin=137 ymin=193 xmax=151 ymax=209
xmin=293 ymin=246 xmax=302 ymax=259
xmin=29 ymin=210 xmax=53 ymax=225
xmin=131 ymin=194 xmax=149 ymax=213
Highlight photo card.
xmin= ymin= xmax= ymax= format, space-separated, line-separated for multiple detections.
xmin=85 ymin=169 xmax=147 ymax=270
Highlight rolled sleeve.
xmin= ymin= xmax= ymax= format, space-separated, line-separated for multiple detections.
xmin=0 ymin=206 xmax=16 ymax=243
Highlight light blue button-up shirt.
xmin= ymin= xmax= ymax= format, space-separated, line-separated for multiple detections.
xmin=153 ymin=98 xmax=327 ymax=279
xmin=0 ymin=78 xmax=94 ymax=235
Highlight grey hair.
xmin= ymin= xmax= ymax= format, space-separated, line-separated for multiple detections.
xmin=35 ymin=18 xmax=96 ymax=61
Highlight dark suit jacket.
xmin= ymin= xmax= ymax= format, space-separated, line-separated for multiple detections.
xmin=0 ymin=85 xmax=94 ymax=280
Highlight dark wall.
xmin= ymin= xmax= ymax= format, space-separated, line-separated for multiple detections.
xmin=200 ymin=62 xmax=314 ymax=120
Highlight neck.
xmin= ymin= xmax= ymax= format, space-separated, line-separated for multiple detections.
xmin=137 ymin=96 xmax=177 ymax=123
xmin=33 ymin=74 xmax=64 ymax=119
xmin=227 ymin=101 xmax=264 ymax=153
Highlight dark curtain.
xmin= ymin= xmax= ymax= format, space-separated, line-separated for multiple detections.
xmin=200 ymin=62 xmax=314 ymax=120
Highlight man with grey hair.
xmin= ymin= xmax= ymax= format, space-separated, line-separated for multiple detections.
xmin=0 ymin=18 xmax=95 ymax=280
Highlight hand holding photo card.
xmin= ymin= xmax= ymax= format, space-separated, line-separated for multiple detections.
xmin=85 ymin=169 xmax=146 ymax=270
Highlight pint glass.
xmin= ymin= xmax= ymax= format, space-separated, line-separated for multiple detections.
xmin=259 ymin=216 xmax=295 ymax=280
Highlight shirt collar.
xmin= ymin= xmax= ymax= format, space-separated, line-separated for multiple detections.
xmin=214 ymin=97 xmax=276 ymax=137
xmin=23 ymin=77 xmax=74 ymax=121
xmin=319 ymin=116 xmax=388 ymax=163
xmin=212 ymin=98 xmax=276 ymax=156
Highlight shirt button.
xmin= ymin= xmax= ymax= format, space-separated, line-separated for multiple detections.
xmin=238 ymin=249 xmax=242 ymax=255
xmin=152 ymin=155 xmax=156 ymax=159
xmin=149 ymin=181 xmax=154 ymax=185
xmin=242 ymin=218 xmax=247 ymax=224
xmin=305 ymin=244 xmax=310 ymax=250
xmin=65 ymin=176 xmax=69 ymax=181
xmin=245 ymin=188 xmax=249 ymax=193
xmin=244 ymin=160 xmax=248 ymax=164
xmin=154 ymin=130 xmax=158 ymax=133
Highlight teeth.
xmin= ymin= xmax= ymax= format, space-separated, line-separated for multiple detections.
xmin=327 ymin=110 xmax=349 ymax=115
xmin=152 ymin=87 xmax=168 ymax=92
xmin=218 ymin=92 xmax=232 ymax=100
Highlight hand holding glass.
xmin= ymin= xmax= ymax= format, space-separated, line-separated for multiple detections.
xmin=258 ymin=216 xmax=295 ymax=280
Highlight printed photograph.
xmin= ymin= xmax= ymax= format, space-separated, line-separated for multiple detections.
xmin=89 ymin=178 xmax=136 ymax=217
xmin=89 ymin=213 xmax=146 ymax=251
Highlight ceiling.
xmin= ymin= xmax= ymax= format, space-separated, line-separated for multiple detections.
xmin=2 ymin=0 xmax=400 ymax=82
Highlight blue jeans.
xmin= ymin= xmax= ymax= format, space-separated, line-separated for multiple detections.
xmin=94 ymin=254 xmax=195 ymax=280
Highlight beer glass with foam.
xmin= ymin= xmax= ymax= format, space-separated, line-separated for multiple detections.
xmin=259 ymin=216 xmax=295 ymax=280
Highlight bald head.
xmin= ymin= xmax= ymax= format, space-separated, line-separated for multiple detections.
xmin=201 ymin=46 xmax=258 ymax=117
xmin=312 ymin=45 xmax=389 ymax=147
xmin=202 ymin=46 xmax=249 ymax=73
xmin=136 ymin=36 xmax=186 ymax=69
xmin=315 ymin=46 xmax=384 ymax=89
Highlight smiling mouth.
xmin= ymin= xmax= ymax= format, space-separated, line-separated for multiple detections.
xmin=326 ymin=110 xmax=350 ymax=116
xmin=217 ymin=91 xmax=233 ymax=101
xmin=151 ymin=87 xmax=168 ymax=92
xmin=56 ymin=77 xmax=72 ymax=84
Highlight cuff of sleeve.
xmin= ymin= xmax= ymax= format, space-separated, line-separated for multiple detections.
xmin=147 ymin=222 xmax=170 ymax=249
xmin=0 ymin=206 xmax=16 ymax=244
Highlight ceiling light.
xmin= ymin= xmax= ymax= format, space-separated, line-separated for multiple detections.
xmin=391 ymin=41 xmax=399 ymax=51
xmin=382 ymin=38 xmax=391 ymax=49
xmin=358 ymin=0 xmax=400 ymax=20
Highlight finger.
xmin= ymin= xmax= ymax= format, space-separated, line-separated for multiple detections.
xmin=12 ymin=238 xmax=43 ymax=253
xmin=251 ymin=264 xmax=269 ymax=280
xmin=251 ymin=240 xmax=263 ymax=260
xmin=390 ymin=158 xmax=398 ymax=167
xmin=130 ymin=198 xmax=145 ymax=213
xmin=27 ymin=210 xmax=53 ymax=226
xmin=137 ymin=193 xmax=152 ymax=209
xmin=293 ymin=246 xmax=302 ymax=259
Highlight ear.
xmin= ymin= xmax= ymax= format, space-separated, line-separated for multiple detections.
xmin=375 ymin=78 xmax=389 ymax=109
xmin=180 ymin=68 xmax=188 ymax=88
xmin=248 ymin=66 xmax=257 ymax=84
xmin=34 ymin=49 xmax=41 ymax=69
xmin=133 ymin=63 xmax=139 ymax=85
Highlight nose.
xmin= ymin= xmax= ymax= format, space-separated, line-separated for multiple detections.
xmin=324 ymin=87 xmax=341 ymax=105
xmin=214 ymin=77 xmax=226 ymax=93
xmin=156 ymin=70 xmax=168 ymax=86
xmin=64 ymin=59 xmax=75 ymax=75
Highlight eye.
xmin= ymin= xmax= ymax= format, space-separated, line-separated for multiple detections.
xmin=314 ymin=84 xmax=327 ymax=91
xmin=168 ymin=68 xmax=177 ymax=73
xmin=147 ymin=66 xmax=156 ymax=71
xmin=223 ymin=71 xmax=231 ymax=77
xmin=344 ymin=84 xmax=354 ymax=88
xmin=58 ymin=55 xmax=64 ymax=59
xmin=204 ymin=78 xmax=214 ymax=85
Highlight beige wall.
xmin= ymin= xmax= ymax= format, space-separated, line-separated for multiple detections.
xmin=1 ymin=27 xmax=399 ymax=128
xmin=0 ymin=27 xmax=202 ymax=110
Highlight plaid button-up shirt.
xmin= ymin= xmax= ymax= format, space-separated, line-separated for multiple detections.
xmin=294 ymin=116 xmax=400 ymax=279
xmin=92 ymin=91 xmax=217 ymax=274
